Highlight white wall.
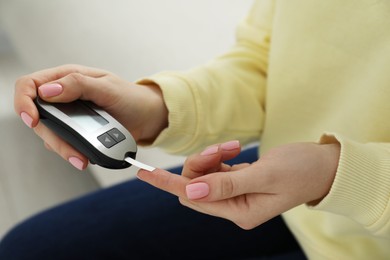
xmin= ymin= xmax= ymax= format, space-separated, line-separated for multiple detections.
xmin=0 ymin=0 xmax=253 ymax=78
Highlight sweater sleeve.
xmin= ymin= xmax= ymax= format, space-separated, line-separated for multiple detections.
xmin=136 ymin=0 xmax=275 ymax=155
xmin=313 ymin=133 xmax=390 ymax=238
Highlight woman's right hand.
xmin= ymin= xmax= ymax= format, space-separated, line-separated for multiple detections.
xmin=15 ymin=64 xmax=168 ymax=170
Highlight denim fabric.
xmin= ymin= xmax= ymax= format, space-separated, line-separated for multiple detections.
xmin=0 ymin=146 xmax=306 ymax=259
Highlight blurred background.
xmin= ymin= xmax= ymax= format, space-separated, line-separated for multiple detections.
xmin=0 ymin=0 xmax=253 ymax=237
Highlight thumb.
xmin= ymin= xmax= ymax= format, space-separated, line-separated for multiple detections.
xmin=185 ymin=164 xmax=264 ymax=201
xmin=37 ymin=72 xmax=110 ymax=105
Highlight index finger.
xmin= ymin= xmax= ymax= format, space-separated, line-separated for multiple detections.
xmin=137 ymin=168 xmax=190 ymax=198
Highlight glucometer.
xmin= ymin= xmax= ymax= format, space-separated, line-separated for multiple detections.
xmin=34 ymin=97 xmax=147 ymax=170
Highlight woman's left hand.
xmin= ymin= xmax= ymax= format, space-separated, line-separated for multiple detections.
xmin=137 ymin=140 xmax=340 ymax=229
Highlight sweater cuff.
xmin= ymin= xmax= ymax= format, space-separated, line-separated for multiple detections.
xmin=312 ymin=133 xmax=390 ymax=234
xmin=136 ymin=72 xmax=202 ymax=154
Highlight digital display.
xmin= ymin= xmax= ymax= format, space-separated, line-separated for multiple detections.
xmin=54 ymin=101 xmax=108 ymax=132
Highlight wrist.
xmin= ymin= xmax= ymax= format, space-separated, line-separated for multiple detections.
xmin=308 ymin=142 xmax=340 ymax=206
xmin=137 ymin=83 xmax=168 ymax=144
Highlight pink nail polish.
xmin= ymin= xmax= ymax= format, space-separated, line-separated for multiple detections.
xmin=200 ymin=145 xmax=219 ymax=156
xmin=20 ymin=112 xmax=33 ymax=128
xmin=69 ymin=157 xmax=84 ymax=170
xmin=39 ymin=83 xmax=63 ymax=98
xmin=221 ymin=140 xmax=240 ymax=151
xmin=186 ymin=182 xmax=209 ymax=200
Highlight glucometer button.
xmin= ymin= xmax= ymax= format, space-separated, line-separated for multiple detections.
xmin=107 ymin=128 xmax=126 ymax=143
xmin=98 ymin=133 xmax=116 ymax=148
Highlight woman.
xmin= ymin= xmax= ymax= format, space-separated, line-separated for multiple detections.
xmin=1 ymin=0 xmax=389 ymax=259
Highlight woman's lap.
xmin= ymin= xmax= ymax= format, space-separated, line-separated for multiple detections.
xmin=0 ymin=147 xmax=306 ymax=259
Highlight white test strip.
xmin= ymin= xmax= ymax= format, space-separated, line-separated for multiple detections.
xmin=125 ymin=157 xmax=156 ymax=172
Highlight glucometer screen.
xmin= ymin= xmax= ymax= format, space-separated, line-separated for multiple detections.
xmin=54 ymin=101 xmax=108 ymax=132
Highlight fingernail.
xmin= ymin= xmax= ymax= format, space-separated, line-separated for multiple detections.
xmin=221 ymin=140 xmax=240 ymax=151
xmin=39 ymin=83 xmax=63 ymax=98
xmin=200 ymin=145 xmax=219 ymax=156
xmin=186 ymin=182 xmax=209 ymax=200
xmin=68 ymin=157 xmax=84 ymax=171
xmin=20 ymin=112 xmax=33 ymax=128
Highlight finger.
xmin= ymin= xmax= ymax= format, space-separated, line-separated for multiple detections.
xmin=180 ymin=192 xmax=288 ymax=230
xmin=185 ymin=163 xmax=268 ymax=201
xmin=178 ymin=195 xmax=239 ymax=220
xmin=230 ymin=163 xmax=251 ymax=171
xmin=14 ymin=77 xmax=40 ymax=128
xmin=44 ymin=142 xmax=53 ymax=152
xmin=182 ymin=140 xmax=241 ymax=179
xmin=137 ymin=168 xmax=190 ymax=197
xmin=37 ymin=73 xmax=114 ymax=105
xmin=15 ymin=64 xmax=108 ymax=127
xmin=22 ymin=64 xmax=108 ymax=88
xmin=178 ymin=194 xmax=254 ymax=226
xmin=178 ymin=197 xmax=217 ymax=216
xmin=34 ymin=122 xmax=88 ymax=170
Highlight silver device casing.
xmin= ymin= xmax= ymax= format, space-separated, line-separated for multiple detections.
xmin=35 ymin=97 xmax=137 ymax=169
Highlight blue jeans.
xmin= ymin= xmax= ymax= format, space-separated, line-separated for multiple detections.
xmin=0 ymin=147 xmax=306 ymax=259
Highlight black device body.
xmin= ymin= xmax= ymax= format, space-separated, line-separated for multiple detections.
xmin=34 ymin=97 xmax=137 ymax=169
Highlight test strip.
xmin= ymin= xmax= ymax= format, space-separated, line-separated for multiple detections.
xmin=125 ymin=157 xmax=156 ymax=172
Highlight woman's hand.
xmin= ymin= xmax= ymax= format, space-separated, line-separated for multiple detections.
xmin=137 ymin=141 xmax=340 ymax=229
xmin=15 ymin=64 xmax=168 ymax=169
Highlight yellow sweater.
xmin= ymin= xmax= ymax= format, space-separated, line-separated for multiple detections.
xmin=138 ymin=0 xmax=390 ymax=259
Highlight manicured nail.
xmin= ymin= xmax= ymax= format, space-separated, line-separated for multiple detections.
xmin=39 ymin=83 xmax=63 ymax=98
xmin=221 ymin=140 xmax=240 ymax=151
xmin=200 ymin=145 xmax=218 ymax=156
xmin=186 ymin=182 xmax=209 ymax=200
xmin=20 ymin=112 xmax=33 ymax=128
xmin=68 ymin=157 xmax=84 ymax=171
